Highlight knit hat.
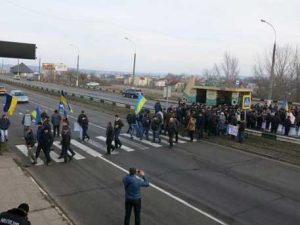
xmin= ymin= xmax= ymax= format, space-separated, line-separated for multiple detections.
xmin=18 ymin=203 xmax=29 ymax=214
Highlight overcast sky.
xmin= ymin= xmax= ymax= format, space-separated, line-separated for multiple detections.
xmin=1 ymin=0 xmax=300 ymax=76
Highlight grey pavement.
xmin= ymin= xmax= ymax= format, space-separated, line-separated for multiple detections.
xmin=2 ymin=82 xmax=300 ymax=225
xmin=0 ymin=153 xmax=72 ymax=225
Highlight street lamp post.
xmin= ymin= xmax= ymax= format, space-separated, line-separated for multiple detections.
xmin=124 ymin=37 xmax=136 ymax=87
xmin=261 ymin=19 xmax=277 ymax=103
xmin=70 ymin=44 xmax=80 ymax=87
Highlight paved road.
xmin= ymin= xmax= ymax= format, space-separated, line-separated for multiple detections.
xmin=4 ymin=84 xmax=300 ymax=225
xmin=0 ymin=75 xmax=175 ymax=109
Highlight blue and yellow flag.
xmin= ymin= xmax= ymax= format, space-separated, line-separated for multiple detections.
xmin=3 ymin=94 xmax=18 ymax=116
xmin=134 ymin=94 xmax=147 ymax=114
xmin=60 ymin=90 xmax=73 ymax=113
xmin=31 ymin=107 xmax=41 ymax=124
xmin=281 ymin=95 xmax=289 ymax=111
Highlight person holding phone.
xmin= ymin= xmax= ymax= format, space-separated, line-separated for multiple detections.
xmin=123 ymin=168 xmax=149 ymax=225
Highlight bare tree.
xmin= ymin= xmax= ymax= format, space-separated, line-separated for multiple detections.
xmin=221 ymin=52 xmax=239 ymax=87
xmin=203 ymin=64 xmax=221 ymax=82
xmin=254 ymin=45 xmax=300 ymax=101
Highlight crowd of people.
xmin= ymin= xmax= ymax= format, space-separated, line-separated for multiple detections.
xmin=122 ymin=100 xmax=300 ymax=148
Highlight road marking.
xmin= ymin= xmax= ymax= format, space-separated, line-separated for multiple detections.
xmin=96 ymin=136 xmax=135 ymax=152
xmin=121 ymin=133 xmax=162 ymax=148
xmin=89 ymin=154 xmax=228 ymax=225
xmin=16 ymin=145 xmax=44 ymax=166
xmin=148 ymin=131 xmax=187 ymax=144
xmin=49 ymin=151 xmax=64 ymax=163
xmin=178 ymin=134 xmax=195 ymax=142
xmin=71 ymin=139 xmax=102 ymax=157
xmin=53 ymin=141 xmax=85 ymax=160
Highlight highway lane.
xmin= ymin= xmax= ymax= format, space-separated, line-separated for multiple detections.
xmin=5 ymin=85 xmax=300 ymax=225
xmin=0 ymin=75 xmax=173 ymax=109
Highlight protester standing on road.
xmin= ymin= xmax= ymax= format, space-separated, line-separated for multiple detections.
xmin=25 ymin=128 xmax=37 ymax=165
xmin=77 ymin=111 xmax=90 ymax=141
xmin=51 ymin=109 xmax=62 ymax=138
xmin=22 ymin=110 xmax=33 ymax=138
xmin=0 ymin=114 xmax=10 ymax=143
xmin=0 ymin=203 xmax=31 ymax=225
xmin=61 ymin=126 xmax=74 ymax=163
xmin=40 ymin=127 xmax=53 ymax=166
xmin=123 ymin=168 xmax=149 ymax=225
xmin=238 ymin=120 xmax=246 ymax=143
xmin=151 ymin=115 xmax=161 ymax=143
xmin=106 ymin=122 xmax=115 ymax=155
xmin=35 ymin=122 xmax=43 ymax=162
xmin=187 ymin=115 xmax=196 ymax=142
xmin=284 ymin=116 xmax=292 ymax=136
xmin=114 ymin=115 xmax=124 ymax=149
xmin=58 ymin=119 xmax=75 ymax=159
xmin=154 ymin=101 xmax=162 ymax=114
xmin=168 ymin=116 xmax=177 ymax=148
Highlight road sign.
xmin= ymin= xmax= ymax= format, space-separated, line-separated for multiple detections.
xmin=242 ymin=95 xmax=251 ymax=110
xmin=163 ymin=86 xmax=171 ymax=98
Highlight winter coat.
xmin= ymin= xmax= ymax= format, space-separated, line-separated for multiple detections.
xmin=22 ymin=114 xmax=32 ymax=127
xmin=51 ymin=113 xmax=62 ymax=126
xmin=40 ymin=131 xmax=53 ymax=149
xmin=0 ymin=208 xmax=31 ymax=225
xmin=114 ymin=119 xmax=124 ymax=130
xmin=0 ymin=118 xmax=10 ymax=130
xmin=187 ymin=118 xmax=196 ymax=131
xmin=61 ymin=130 xmax=71 ymax=148
xmin=78 ymin=114 xmax=89 ymax=127
xmin=25 ymin=131 xmax=35 ymax=147
xmin=151 ymin=117 xmax=160 ymax=131
xmin=106 ymin=126 xmax=114 ymax=143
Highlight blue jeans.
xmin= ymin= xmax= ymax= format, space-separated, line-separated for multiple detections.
xmin=238 ymin=131 xmax=244 ymax=143
xmin=140 ymin=127 xmax=149 ymax=140
xmin=152 ymin=130 xmax=161 ymax=143
xmin=114 ymin=129 xmax=122 ymax=148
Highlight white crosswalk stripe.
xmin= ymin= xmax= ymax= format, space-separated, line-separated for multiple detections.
xmin=96 ymin=136 xmax=135 ymax=152
xmin=71 ymin=139 xmax=102 ymax=157
xmin=148 ymin=131 xmax=187 ymax=144
xmin=121 ymin=133 xmax=162 ymax=148
xmin=53 ymin=141 xmax=85 ymax=160
xmin=88 ymin=139 xmax=119 ymax=155
xmin=49 ymin=151 xmax=64 ymax=163
xmin=178 ymin=135 xmax=196 ymax=142
xmin=16 ymin=145 xmax=44 ymax=166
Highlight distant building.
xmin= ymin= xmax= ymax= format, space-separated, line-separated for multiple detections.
xmin=10 ymin=63 xmax=33 ymax=77
xmin=155 ymin=79 xmax=166 ymax=87
xmin=124 ymin=76 xmax=153 ymax=87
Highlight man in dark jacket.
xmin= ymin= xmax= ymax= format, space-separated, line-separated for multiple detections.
xmin=40 ymin=127 xmax=53 ymax=166
xmin=25 ymin=128 xmax=36 ymax=165
xmin=61 ymin=126 xmax=73 ymax=163
xmin=106 ymin=122 xmax=115 ymax=155
xmin=51 ymin=109 xmax=62 ymax=138
xmin=0 ymin=203 xmax=31 ymax=225
xmin=114 ymin=115 xmax=124 ymax=149
xmin=77 ymin=111 xmax=90 ymax=141
xmin=123 ymin=168 xmax=149 ymax=225
xmin=154 ymin=101 xmax=162 ymax=114
xmin=284 ymin=116 xmax=292 ymax=136
xmin=0 ymin=114 xmax=10 ymax=143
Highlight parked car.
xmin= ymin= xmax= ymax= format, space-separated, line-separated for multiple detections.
xmin=9 ymin=90 xmax=29 ymax=103
xmin=122 ymin=88 xmax=143 ymax=98
xmin=0 ymin=86 xmax=7 ymax=95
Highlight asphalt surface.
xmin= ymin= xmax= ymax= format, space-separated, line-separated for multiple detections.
xmin=3 ymin=83 xmax=300 ymax=225
xmin=0 ymin=75 xmax=173 ymax=109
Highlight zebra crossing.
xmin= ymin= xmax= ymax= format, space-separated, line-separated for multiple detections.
xmin=14 ymin=132 xmax=193 ymax=166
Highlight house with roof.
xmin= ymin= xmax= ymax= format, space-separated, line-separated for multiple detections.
xmin=10 ymin=63 xmax=33 ymax=77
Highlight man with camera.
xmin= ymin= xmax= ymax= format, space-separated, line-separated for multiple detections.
xmin=123 ymin=168 xmax=149 ymax=225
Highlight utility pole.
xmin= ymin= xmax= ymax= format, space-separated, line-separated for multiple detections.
xmin=76 ymin=54 xmax=79 ymax=87
xmin=261 ymin=19 xmax=277 ymax=104
xmin=1 ymin=59 xmax=3 ymax=75
xmin=38 ymin=57 xmax=41 ymax=81
xmin=17 ymin=59 xmax=20 ymax=76
xmin=124 ymin=37 xmax=137 ymax=87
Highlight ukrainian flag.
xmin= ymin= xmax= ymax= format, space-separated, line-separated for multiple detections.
xmin=281 ymin=95 xmax=289 ymax=111
xmin=60 ymin=90 xmax=73 ymax=113
xmin=3 ymin=94 xmax=18 ymax=116
xmin=134 ymin=94 xmax=147 ymax=114
xmin=31 ymin=107 xmax=41 ymax=124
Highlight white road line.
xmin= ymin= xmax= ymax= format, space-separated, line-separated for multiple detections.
xmin=90 ymin=154 xmax=227 ymax=225
xmin=50 ymin=151 xmax=64 ymax=163
xmin=88 ymin=139 xmax=120 ymax=155
xmin=148 ymin=131 xmax=187 ymax=144
xmin=121 ymin=133 xmax=162 ymax=148
xmin=16 ymin=145 xmax=44 ymax=166
xmin=53 ymin=141 xmax=85 ymax=160
xmin=71 ymin=139 xmax=102 ymax=157
xmin=96 ymin=136 xmax=135 ymax=152
xmin=178 ymin=134 xmax=195 ymax=142
xmin=29 ymin=88 xmax=227 ymax=224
